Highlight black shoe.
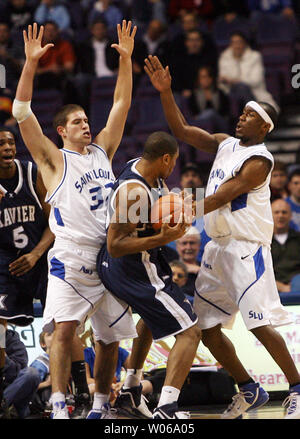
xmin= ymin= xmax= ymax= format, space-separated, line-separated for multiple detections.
xmin=70 ymin=393 xmax=91 ymax=419
xmin=0 ymin=399 xmax=15 ymax=419
xmin=114 ymin=385 xmax=152 ymax=419
xmin=152 ymin=402 xmax=190 ymax=419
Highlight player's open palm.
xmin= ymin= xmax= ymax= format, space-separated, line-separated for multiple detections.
xmin=23 ymin=23 xmax=54 ymax=62
xmin=111 ymin=20 xmax=137 ymax=59
xmin=144 ymin=55 xmax=172 ymax=92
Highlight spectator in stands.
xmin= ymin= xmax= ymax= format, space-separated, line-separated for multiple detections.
xmin=133 ymin=19 xmax=170 ymax=75
xmin=169 ymin=29 xmax=218 ymax=94
xmin=84 ymin=330 xmax=130 ymax=398
xmin=187 ymin=65 xmax=230 ymax=132
xmin=0 ymin=89 xmax=17 ymax=129
xmin=88 ymin=0 xmax=123 ymax=30
xmin=271 ymin=199 xmax=300 ymax=293
xmin=168 ymin=0 xmax=215 ymax=22
xmin=34 ymin=0 xmax=71 ymax=31
xmin=176 ymin=226 xmax=201 ymax=295
xmin=180 ymin=162 xmax=211 ymax=262
xmin=0 ymin=21 xmax=24 ymax=91
xmin=270 ymin=160 xmax=289 ymax=202
xmin=218 ymin=31 xmax=278 ymax=114
xmin=129 ymin=0 xmax=167 ymax=27
xmin=247 ymin=0 xmax=296 ymax=20
xmin=0 ymin=329 xmax=40 ymax=418
xmin=170 ymin=260 xmax=194 ymax=300
xmin=35 ymin=21 xmax=76 ymax=93
xmin=2 ymin=0 xmax=34 ymax=33
xmin=286 ymin=169 xmax=300 ymax=231
xmin=74 ymin=18 xmax=117 ymax=111
xmin=170 ymin=11 xmax=205 ymax=56
xmin=76 ymin=19 xmax=117 ymax=78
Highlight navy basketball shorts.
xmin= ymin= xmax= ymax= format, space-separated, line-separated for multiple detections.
xmin=97 ymin=244 xmax=198 ymax=341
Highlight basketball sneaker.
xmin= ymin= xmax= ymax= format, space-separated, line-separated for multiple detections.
xmin=152 ymin=402 xmax=190 ymax=419
xmin=50 ymin=401 xmax=70 ymax=419
xmin=221 ymin=382 xmax=269 ymax=419
xmin=283 ymin=384 xmax=300 ymax=419
xmin=114 ymin=384 xmax=152 ymax=418
xmin=86 ymin=403 xmax=117 ymax=419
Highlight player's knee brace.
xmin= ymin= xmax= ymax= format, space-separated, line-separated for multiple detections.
xmin=12 ymin=99 xmax=32 ymax=123
xmin=0 ymin=324 xmax=5 ymax=349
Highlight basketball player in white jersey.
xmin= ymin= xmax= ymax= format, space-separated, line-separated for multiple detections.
xmin=12 ymin=22 xmax=138 ymax=419
xmin=144 ymin=55 xmax=300 ymax=419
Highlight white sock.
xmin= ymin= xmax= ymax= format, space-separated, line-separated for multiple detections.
xmin=123 ymin=368 xmax=143 ymax=389
xmin=92 ymin=392 xmax=110 ymax=410
xmin=158 ymin=386 xmax=180 ymax=407
xmin=51 ymin=392 xmax=65 ymax=409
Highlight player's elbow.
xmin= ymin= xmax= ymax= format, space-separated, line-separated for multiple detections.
xmin=107 ymin=239 xmax=123 ymax=258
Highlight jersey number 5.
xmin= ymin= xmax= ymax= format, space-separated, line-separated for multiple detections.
xmin=13 ymin=226 xmax=29 ymax=249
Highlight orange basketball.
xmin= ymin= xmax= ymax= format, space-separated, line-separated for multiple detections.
xmin=151 ymin=193 xmax=184 ymax=231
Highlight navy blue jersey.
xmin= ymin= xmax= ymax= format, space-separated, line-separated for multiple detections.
xmin=0 ymin=159 xmax=47 ymax=255
xmin=102 ymin=158 xmax=173 ymax=285
xmin=0 ymin=160 xmax=49 ymax=322
xmin=97 ymin=158 xmax=198 ymax=340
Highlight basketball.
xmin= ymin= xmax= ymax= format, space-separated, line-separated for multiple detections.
xmin=151 ymin=193 xmax=184 ymax=231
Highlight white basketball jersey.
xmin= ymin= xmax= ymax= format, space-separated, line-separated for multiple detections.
xmin=204 ymin=136 xmax=274 ymax=246
xmin=46 ymin=144 xmax=115 ymax=248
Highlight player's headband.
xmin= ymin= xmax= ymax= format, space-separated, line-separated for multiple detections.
xmin=246 ymin=101 xmax=274 ymax=133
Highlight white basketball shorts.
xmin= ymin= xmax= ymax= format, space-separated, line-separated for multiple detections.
xmin=43 ymin=243 xmax=137 ymax=344
xmin=193 ymin=238 xmax=292 ymax=331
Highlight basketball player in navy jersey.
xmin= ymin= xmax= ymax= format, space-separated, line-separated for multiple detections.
xmin=143 ymin=55 xmax=300 ymax=419
xmin=97 ymin=131 xmax=202 ymax=419
xmin=0 ymin=128 xmax=54 ymax=410
xmin=12 ymin=22 xmax=138 ymax=419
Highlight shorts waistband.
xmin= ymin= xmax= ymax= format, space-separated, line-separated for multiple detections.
xmin=54 ymin=238 xmax=101 ymax=252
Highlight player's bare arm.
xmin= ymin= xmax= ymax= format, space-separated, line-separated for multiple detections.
xmin=13 ymin=23 xmax=64 ymax=194
xmin=94 ymin=20 xmax=137 ymax=161
xmin=9 ymin=170 xmax=54 ymax=277
xmin=203 ymin=156 xmax=272 ymax=215
xmin=107 ymin=183 xmax=189 ymax=257
xmin=144 ymin=55 xmax=229 ymax=153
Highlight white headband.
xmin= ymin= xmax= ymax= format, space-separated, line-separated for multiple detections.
xmin=246 ymin=101 xmax=274 ymax=133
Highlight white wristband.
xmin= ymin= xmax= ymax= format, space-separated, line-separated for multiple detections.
xmin=12 ymin=99 xmax=32 ymax=123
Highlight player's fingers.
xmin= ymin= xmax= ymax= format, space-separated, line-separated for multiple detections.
xmin=144 ymin=58 xmax=154 ymax=74
xmin=28 ymin=24 xmax=32 ymax=40
xmin=37 ymin=24 xmax=44 ymax=41
xmin=166 ymin=66 xmax=171 ymax=78
xmin=116 ymin=23 xmax=121 ymax=42
xmin=33 ymin=22 xmax=37 ymax=39
xmin=126 ymin=20 xmax=132 ymax=35
xmin=23 ymin=29 xmax=28 ymax=43
xmin=144 ymin=65 xmax=151 ymax=77
xmin=152 ymin=56 xmax=164 ymax=70
xmin=122 ymin=19 xmax=126 ymax=34
xmin=131 ymin=25 xmax=137 ymax=39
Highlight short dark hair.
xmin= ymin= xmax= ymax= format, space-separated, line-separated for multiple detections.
xmin=258 ymin=101 xmax=279 ymax=131
xmin=53 ymin=104 xmax=84 ymax=130
xmin=0 ymin=127 xmax=16 ymax=137
xmin=170 ymin=260 xmax=188 ymax=277
xmin=142 ymin=131 xmax=178 ymax=160
xmin=288 ymin=168 xmax=300 ymax=182
xmin=272 ymin=160 xmax=287 ymax=173
xmin=230 ymin=30 xmax=249 ymax=44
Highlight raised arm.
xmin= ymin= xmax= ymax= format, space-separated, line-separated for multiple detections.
xmin=144 ymin=55 xmax=229 ymax=153
xmin=13 ymin=24 xmax=64 ymax=188
xmin=93 ymin=20 xmax=136 ymax=161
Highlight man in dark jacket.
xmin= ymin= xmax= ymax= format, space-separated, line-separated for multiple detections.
xmin=0 ymin=329 xmax=40 ymax=418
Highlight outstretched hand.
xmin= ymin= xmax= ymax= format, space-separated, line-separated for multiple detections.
xmin=144 ymin=55 xmax=172 ymax=92
xmin=111 ymin=20 xmax=137 ymax=59
xmin=23 ymin=23 xmax=54 ymax=63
